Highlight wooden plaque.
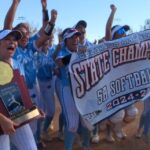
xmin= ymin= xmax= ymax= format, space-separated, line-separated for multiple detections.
xmin=0 ymin=61 xmax=41 ymax=134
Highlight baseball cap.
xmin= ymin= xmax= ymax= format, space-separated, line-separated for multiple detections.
xmin=61 ymin=27 xmax=71 ymax=37
xmin=63 ymin=28 xmax=81 ymax=41
xmin=74 ymin=20 xmax=87 ymax=29
xmin=0 ymin=29 xmax=22 ymax=41
xmin=111 ymin=25 xmax=130 ymax=39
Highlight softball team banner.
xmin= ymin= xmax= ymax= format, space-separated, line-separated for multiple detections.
xmin=69 ymin=29 xmax=150 ymax=125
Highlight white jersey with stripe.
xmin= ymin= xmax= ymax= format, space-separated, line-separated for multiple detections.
xmin=56 ymin=47 xmax=72 ymax=86
xmin=56 ymin=47 xmax=80 ymax=131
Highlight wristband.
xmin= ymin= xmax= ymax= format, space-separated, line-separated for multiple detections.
xmin=44 ymin=22 xmax=55 ymax=36
xmin=43 ymin=9 xmax=49 ymax=21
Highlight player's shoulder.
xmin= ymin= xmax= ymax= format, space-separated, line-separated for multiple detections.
xmin=85 ymin=39 xmax=94 ymax=47
xmin=11 ymin=59 xmax=25 ymax=76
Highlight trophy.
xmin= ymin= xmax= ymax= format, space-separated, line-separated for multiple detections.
xmin=0 ymin=61 xmax=41 ymax=133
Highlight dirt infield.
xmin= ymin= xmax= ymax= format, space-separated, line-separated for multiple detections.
xmin=43 ymin=99 xmax=150 ymax=150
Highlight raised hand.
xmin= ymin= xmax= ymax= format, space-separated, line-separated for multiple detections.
xmin=13 ymin=0 xmax=21 ymax=4
xmin=110 ymin=4 xmax=117 ymax=13
xmin=50 ymin=9 xmax=58 ymax=24
xmin=4 ymin=0 xmax=21 ymax=29
xmin=105 ymin=4 xmax=117 ymax=41
xmin=41 ymin=0 xmax=47 ymax=10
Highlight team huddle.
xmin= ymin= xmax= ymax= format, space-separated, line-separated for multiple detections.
xmin=0 ymin=0 xmax=150 ymax=150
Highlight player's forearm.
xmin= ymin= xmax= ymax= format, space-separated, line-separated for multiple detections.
xmin=0 ymin=113 xmax=7 ymax=124
xmin=38 ymin=9 xmax=49 ymax=37
xmin=42 ymin=0 xmax=49 ymax=30
xmin=0 ymin=113 xmax=16 ymax=134
xmin=105 ymin=12 xmax=115 ymax=41
xmin=36 ymin=9 xmax=57 ymax=48
xmin=0 ymin=113 xmax=11 ymax=126
xmin=4 ymin=0 xmax=20 ymax=29
xmin=105 ymin=5 xmax=117 ymax=41
xmin=35 ymin=35 xmax=50 ymax=49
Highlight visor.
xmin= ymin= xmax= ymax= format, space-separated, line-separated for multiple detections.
xmin=0 ymin=29 xmax=22 ymax=41
xmin=111 ymin=25 xmax=130 ymax=39
xmin=63 ymin=28 xmax=81 ymax=41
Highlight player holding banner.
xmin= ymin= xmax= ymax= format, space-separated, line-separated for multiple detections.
xmin=104 ymin=4 xmax=138 ymax=141
xmin=55 ymin=28 xmax=91 ymax=150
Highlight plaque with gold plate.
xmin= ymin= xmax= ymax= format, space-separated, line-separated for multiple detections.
xmin=0 ymin=61 xmax=41 ymax=134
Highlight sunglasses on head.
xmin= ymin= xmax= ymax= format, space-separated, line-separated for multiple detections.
xmin=115 ymin=28 xmax=126 ymax=35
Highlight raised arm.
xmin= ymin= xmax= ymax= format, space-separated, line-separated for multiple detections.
xmin=4 ymin=0 xmax=20 ymax=29
xmin=35 ymin=9 xmax=58 ymax=48
xmin=41 ymin=0 xmax=49 ymax=27
xmin=105 ymin=4 xmax=117 ymax=41
xmin=38 ymin=0 xmax=49 ymax=36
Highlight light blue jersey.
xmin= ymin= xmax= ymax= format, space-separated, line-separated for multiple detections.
xmin=56 ymin=47 xmax=72 ymax=86
xmin=13 ymin=36 xmax=38 ymax=89
xmin=11 ymin=58 xmax=25 ymax=76
xmin=35 ymin=45 xmax=56 ymax=81
xmin=56 ymin=46 xmax=91 ymax=149
xmin=78 ymin=39 xmax=94 ymax=49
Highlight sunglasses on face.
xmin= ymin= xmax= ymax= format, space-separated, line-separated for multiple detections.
xmin=116 ymin=28 xmax=126 ymax=35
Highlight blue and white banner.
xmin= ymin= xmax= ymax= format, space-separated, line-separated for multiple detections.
xmin=69 ymin=29 xmax=150 ymax=125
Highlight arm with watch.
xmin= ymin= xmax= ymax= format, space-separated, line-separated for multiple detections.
xmin=35 ymin=9 xmax=58 ymax=48
xmin=41 ymin=0 xmax=49 ymax=27
xmin=38 ymin=0 xmax=49 ymax=36
xmin=44 ymin=8 xmax=57 ymax=36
